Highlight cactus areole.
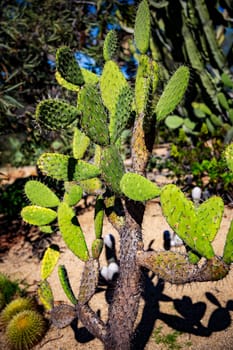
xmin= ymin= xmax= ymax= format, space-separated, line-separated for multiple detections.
xmin=21 ymin=2 xmax=232 ymax=349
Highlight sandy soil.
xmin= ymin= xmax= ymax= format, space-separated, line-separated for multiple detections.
xmin=0 ymin=198 xmax=233 ymax=350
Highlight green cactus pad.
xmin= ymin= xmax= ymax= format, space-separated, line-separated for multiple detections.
xmin=36 ymin=99 xmax=79 ymax=130
xmin=39 ymin=225 xmax=53 ymax=234
xmin=103 ymin=30 xmax=118 ymax=61
xmin=94 ymin=196 xmax=105 ymax=239
xmin=100 ymin=60 xmax=128 ymax=116
xmin=55 ymin=71 xmax=80 ymax=92
xmin=5 ymin=310 xmax=45 ymax=350
xmin=58 ymin=202 xmax=89 ymax=261
xmin=37 ymin=280 xmax=54 ymax=311
xmin=120 ymin=172 xmax=161 ymax=201
xmin=64 ymin=183 xmax=83 ymax=206
xmin=155 ymin=66 xmax=190 ymax=121
xmin=58 ymin=265 xmax=78 ymax=305
xmin=195 ymin=196 xmax=224 ymax=242
xmin=21 ymin=206 xmax=57 ymax=226
xmin=134 ymin=0 xmax=150 ymax=54
xmin=25 ymin=180 xmax=60 ymax=208
xmin=81 ymin=68 xmax=99 ymax=85
xmin=160 ymin=184 xmax=215 ymax=259
xmin=100 ymin=145 xmax=125 ymax=194
xmin=78 ymin=259 xmax=99 ymax=305
xmin=224 ymin=143 xmax=233 ymax=173
xmin=135 ymin=55 xmax=159 ymax=114
xmin=37 ymin=153 xmax=100 ymax=181
xmin=72 ymin=127 xmax=90 ymax=160
xmin=79 ymin=178 xmax=103 ymax=194
xmin=41 ymin=245 xmax=60 ymax=280
xmin=223 ymin=220 xmax=233 ymax=264
xmin=56 ymin=46 xmax=84 ymax=86
xmin=109 ymin=85 xmax=133 ymax=144
xmin=91 ymin=238 xmax=104 ymax=259
xmin=78 ymin=84 xmax=110 ymax=146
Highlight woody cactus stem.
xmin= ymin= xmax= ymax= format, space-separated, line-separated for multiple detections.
xmin=106 ymin=208 xmax=143 ymax=349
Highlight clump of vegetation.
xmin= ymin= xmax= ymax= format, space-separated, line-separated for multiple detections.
xmin=0 ymin=273 xmax=20 ymax=310
xmin=153 ymin=326 xmax=192 ymax=350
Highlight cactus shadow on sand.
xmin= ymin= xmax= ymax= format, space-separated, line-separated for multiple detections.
xmin=133 ymin=267 xmax=233 ymax=350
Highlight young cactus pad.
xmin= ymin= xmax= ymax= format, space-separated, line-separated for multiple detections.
xmin=56 ymin=46 xmax=84 ymax=86
xmin=134 ymin=0 xmax=150 ymax=54
xmin=155 ymin=66 xmax=190 ymax=121
xmin=160 ymin=184 xmax=215 ymax=259
xmin=120 ymin=172 xmax=161 ymax=201
xmin=41 ymin=245 xmax=60 ymax=280
xmin=21 ymin=206 xmax=57 ymax=226
xmin=57 ymin=202 xmax=89 ymax=261
xmin=25 ymin=180 xmax=60 ymax=208
xmin=103 ymin=30 xmax=118 ymax=61
xmin=100 ymin=60 xmax=128 ymax=116
xmin=37 ymin=280 xmax=54 ymax=311
xmin=63 ymin=183 xmax=83 ymax=206
xmin=36 ymin=99 xmax=79 ymax=130
xmin=37 ymin=153 xmax=100 ymax=181
xmin=72 ymin=127 xmax=90 ymax=160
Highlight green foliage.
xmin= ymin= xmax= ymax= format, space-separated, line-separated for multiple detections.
xmin=0 ymin=273 xmax=20 ymax=310
xmin=153 ymin=326 xmax=190 ymax=350
xmin=58 ymin=265 xmax=78 ymax=305
xmin=224 ymin=143 xmax=233 ymax=173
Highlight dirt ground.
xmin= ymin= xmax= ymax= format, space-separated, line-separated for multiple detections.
xmin=0 ymin=195 xmax=233 ymax=350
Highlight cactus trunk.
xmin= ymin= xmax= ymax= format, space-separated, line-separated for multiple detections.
xmin=105 ymin=208 xmax=143 ymax=349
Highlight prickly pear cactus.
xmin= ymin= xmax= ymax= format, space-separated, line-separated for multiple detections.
xmin=20 ymin=1 xmax=232 ymax=349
